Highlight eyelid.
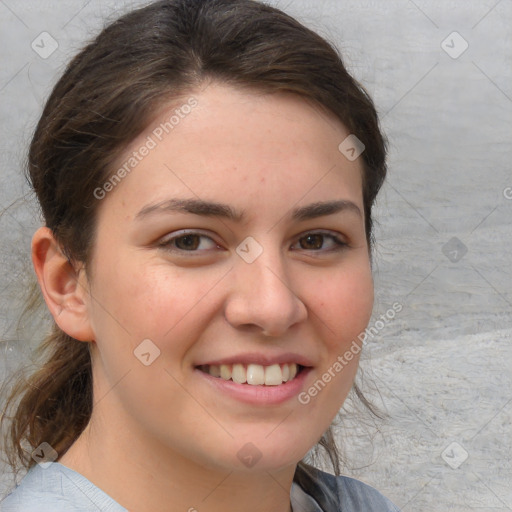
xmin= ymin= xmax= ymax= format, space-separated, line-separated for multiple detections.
xmin=158 ymin=229 xmax=224 ymax=252
xmin=291 ymin=229 xmax=349 ymax=251
xmin=156 ymin=228 xmax=348 ymax=254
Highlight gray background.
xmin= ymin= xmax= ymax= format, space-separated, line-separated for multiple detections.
xmin=1 ymin=1 xmax=511 ymax=510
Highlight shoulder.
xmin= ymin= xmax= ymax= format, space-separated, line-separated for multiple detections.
xmin=294 ymin=463 xmax=401 ymax=512
xmin=333 ymin=474 xmax=401 ymax=511
xmin=0 ymin=462 xmax=127 ymax=512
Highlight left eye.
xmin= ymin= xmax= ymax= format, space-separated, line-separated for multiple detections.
xmin=291 ymin=232 xmax=347 ymax=251
xmin=159 ymin=232 xmax=220 ymax=252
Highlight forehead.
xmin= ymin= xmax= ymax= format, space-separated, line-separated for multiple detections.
xmin=101 ymin=83 xmax=364 ymax=219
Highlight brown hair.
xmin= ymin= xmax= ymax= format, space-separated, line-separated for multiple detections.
xmin=1 ymin=0 xmax=386 ymax=478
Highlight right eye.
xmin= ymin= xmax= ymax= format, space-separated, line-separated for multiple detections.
xmin=158 ymin=231 xmax=222 ymax=253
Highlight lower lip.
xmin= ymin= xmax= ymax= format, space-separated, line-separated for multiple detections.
xmin=196 ymin=367 xmax=312 ymax=405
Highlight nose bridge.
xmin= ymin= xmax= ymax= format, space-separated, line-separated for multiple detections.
xmin=225 ymin=240 xmax=307 ymax=335
xmin=237 ymin=242 xmax=290 ymax=303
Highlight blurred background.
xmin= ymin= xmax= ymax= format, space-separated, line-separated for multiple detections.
xmin=1 ymin=1 xmax=511 ymax=510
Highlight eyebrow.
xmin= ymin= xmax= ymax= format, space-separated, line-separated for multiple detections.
xmin=135 ymin=198 xmax=362 ymax=222
xmin=291 ymin=200 xmax=362 ymax=221
xmin=135 ymin=198 xmax=244 ymax=222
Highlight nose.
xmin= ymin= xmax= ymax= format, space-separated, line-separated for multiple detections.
xmin=224 ymin=246 xmax=308 ymax=337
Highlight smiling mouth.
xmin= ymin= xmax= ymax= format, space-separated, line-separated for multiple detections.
xmin=197 ymin=363 xmax=305 ymax=386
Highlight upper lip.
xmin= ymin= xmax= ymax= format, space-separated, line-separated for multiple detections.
xmin=196 ymin=352 xmax=314 ymax=368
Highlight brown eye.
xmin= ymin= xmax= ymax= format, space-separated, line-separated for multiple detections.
xmin=291 ymin=231 xmax=348 ymax=252
xmin=299 ymin=234 xmax=324 ymax=250
xmin=175 ymin=234 xmax=201 ymax=250
xmin=159 ymin=231 xmax=220 ymax=253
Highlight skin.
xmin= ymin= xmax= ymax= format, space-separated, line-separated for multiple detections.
xmin=32 ymin=83 xmax=374 ymax=512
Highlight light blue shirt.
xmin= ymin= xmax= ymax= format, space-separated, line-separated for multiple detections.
xmin=1 ymin=462 xmax=401 ymax=511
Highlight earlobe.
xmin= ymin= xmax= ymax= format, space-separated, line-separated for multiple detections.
xmin=31 ymin=226 xmax=95 ymax=342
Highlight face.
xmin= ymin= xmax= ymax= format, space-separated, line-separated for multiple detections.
xmin=82 ymin=83 xmax=374 ymax=473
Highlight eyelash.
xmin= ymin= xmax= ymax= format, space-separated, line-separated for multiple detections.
xmin=158 ymin=230 xmax=348 ymax=254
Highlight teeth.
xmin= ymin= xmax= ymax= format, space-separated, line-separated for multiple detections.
xmin=247 ymin=364 xmax=265 ymax=385
xmin=232 ymin=364 xmax=246 ymax=384
xmin=210 ymin=364 xmax=221 ymax=378
xmin=220 ymin=364 xmax=231 ymax=380
xmin=264 ymin=364 xmax=283 ymax=386
xmin=207 ymin=363 xmax=299 ymax=385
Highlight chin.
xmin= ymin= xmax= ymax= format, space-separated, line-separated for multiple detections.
xmin=207 ymin=430 xmax=317 ymax=474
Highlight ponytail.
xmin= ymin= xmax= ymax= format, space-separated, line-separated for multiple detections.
xmin=1 ymin=321 xmax=92 ymax=473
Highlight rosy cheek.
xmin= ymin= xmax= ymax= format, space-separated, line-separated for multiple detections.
xmin=312 ymin=269 xmax=373 ymax=339
xmin=118 ymin=271 xmax=214 ymax=344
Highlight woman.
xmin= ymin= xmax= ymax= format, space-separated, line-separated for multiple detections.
xmin=0 ymin=1 xmax=400 ymax=510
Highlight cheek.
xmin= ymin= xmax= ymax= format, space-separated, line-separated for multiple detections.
xmin=89 ymin=257 xmax=226 ymax=352
xmin=297 ymin=264 xmax=373 ymax=429
xmin=311 ymin=263 xmax=374 ymax=346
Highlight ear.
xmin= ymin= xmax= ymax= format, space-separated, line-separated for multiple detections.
xmin=31 ymin=226 xmax=95 ymax=342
